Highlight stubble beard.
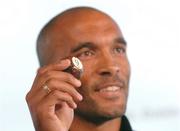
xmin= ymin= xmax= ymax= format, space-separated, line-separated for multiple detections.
xmin=74 ymin=93 xmax=128 ymax=125
xmin=75 ymin=74 xmax=129 ymax=124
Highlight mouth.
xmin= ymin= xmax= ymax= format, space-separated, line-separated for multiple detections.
xmin=94 ymin=83 xmax=124 ymax=99
xmin=95 ymin=82 xmax=124 ymax=91
xmin=99 ymin=86 xmax=120 ymax=92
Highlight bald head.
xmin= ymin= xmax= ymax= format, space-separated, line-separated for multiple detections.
xmin=37 ymin=6 xmax=121 ymax=66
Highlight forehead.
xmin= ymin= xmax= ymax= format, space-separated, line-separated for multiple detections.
xmin=47 ymin=10 xmax=123 ymax=62
xmin=62 ymin=12 xmax=123 ymax=47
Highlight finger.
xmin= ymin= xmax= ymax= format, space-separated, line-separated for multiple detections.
xmin=43 ymin=71 xmax=81 ymax=87
xmin=27 ymin=59 xmax=81 ymax=102
xmin=30 ymin=59 xmax=80 ymax=92
xmin=46 ymin=80 xmax=83 ymax=102
xmin=37 ymin=59 xmax=71 ymax=75
xmin=28 ymin=59 xmax=70 ymax=94
xmin=39 ymin=90 xmax=78 ymax=110
xmin=29 ymin=70 xmax=81 ymax=98
xmin=27 ymin=79 xmax=82 ymax=109
xmin=32 ymin=79 xmax=82 ymax=105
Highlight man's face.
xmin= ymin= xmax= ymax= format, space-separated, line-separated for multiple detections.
xmin=48 ymin=12 xmax=130 ymax=121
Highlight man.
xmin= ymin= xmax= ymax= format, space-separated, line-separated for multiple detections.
xmin=26 ymin=6 xmax=132 ymax=131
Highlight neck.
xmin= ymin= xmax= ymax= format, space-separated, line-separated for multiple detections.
xmin=70 ymin=114 xmax=121 ymax=131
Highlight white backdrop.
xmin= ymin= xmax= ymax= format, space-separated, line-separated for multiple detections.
xmin=0 ymin=0 xmax=180 ymax=131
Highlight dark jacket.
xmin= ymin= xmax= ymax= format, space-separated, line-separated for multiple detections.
xmin=120 ymin=116 xmax=133 ymax=131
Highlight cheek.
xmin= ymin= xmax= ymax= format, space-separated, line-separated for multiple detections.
xmin=80 ymin=61 xmax=95 ymax=92
xmin=81 ymin=58 xmax=97 ymax=78
xmin=120 ymin=58 xmax=131 ymax=77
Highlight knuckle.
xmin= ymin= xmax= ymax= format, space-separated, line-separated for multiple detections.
xmin=37 ymin=67 xmax=44 ymax=75
xmin=25 ymin=92 xmax=31 ymax=103
xmin=25 ymin=93 xmax=30 ymax=102
xmin=46 ymin=79 xmax=56 ymax=90
xmin=69 ymin=97 xmax=74 ymax=103
xmin=45 ymin=71 xmax=51 ymax=78
xmin=66 ymin=94 xmax=73 ymax=101
xmin=66 ymin=74 xmax=75 ymax=83
xmin=63 ymin=92 xmax=73 ymax=101
xmin=44 ymin=71 xmax=54 ymax=81
xmin=46 ymin=79 xmax=52 ymax=85
xmin=25 ymin=93 xmax=35 ymax=110
xmin=69 ymin=88 xmax=77 ymax=96
xmin=51 ymin=90 xmax=59 ymax=97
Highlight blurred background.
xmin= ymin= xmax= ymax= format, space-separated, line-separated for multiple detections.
xmin=0 ymin=0 xmax=179 ymax=131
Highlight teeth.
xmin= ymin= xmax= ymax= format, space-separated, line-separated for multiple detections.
xmin=100 ymin=86 xmax=119 ymax=92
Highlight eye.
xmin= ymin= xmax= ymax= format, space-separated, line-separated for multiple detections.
xmin=114 ymin=47 xmax=126 ymax=54
xmin=77 ymin=50 xmax=95 ymax=59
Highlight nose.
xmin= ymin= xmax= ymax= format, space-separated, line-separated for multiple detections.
xmin=97 ymin=54 xmax=120 ymax=77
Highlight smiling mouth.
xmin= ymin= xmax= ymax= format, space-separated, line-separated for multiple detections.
xmin=99 ymin=86 xmax=120 ymax=92
xmin=94 ymin=83 xmax=124 ymax=99
xmin=95 ymin=82 xmax=124 ymax=92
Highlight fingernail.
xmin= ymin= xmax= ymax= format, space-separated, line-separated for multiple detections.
xmin=78 ymin=94 xmax=83 ymax=101
xmin=57 ymin=60 xmax=71 ymax=67
xmin=76 ymin=80 xmax=81 ymax=87
xmin=73 ymin=103 xmax=77 ymax=108
xmin=61 ymin=59 xmax=70 ymax=64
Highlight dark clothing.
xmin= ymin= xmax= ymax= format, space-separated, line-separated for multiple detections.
xmin=120 ymin=116 xmax=133 ymax=131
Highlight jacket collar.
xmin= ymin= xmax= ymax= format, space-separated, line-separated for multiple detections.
xmin=120 ymin=115 xmax=133 ymax=131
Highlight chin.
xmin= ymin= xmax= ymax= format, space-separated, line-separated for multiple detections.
xmin=99 ymin=102 xmax=127 ymax=118
xmin=75 ymin=100 xmax=127 ymax=124
xmin=75 ymin=108 xmax=125 ymax=124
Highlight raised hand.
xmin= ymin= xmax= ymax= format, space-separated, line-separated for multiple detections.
xmin=26 ymin=59 xmax=83 ymax=131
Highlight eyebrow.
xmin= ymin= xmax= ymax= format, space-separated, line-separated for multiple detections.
xmin=114 ymin=37 xmax=127 ymax=46
xmin=71 ymin=42 xmax=96 ymax=53
xmin=71 ymin=37 xmax=127 ymax=53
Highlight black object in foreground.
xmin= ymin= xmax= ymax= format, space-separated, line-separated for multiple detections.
xmin=64 ymin=57 xmax=83 ymax=79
